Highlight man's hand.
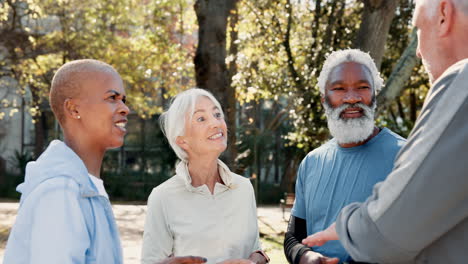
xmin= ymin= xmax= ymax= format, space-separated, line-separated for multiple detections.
xmin=302 ymin=223 xmax=339 ymax=247
xmin=248 ymin=252 xmax=268 ymax=264
xmin=217 ymin=259 xmax=255 ymax=264
xmin=156 ymin=256 xmax=207 ymax=264
xmin=299 ymin=251 xmax=339 ymax=264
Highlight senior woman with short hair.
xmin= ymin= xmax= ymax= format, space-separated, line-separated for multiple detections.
xmin=141 ymin=88 xmax=269 ymax=264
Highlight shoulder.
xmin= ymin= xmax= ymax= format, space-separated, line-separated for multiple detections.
xmin=230 ymin=173 xmax=254 ymax=191
xmin=379 ymin=128 xmax=407 ymax=146
xmin=430 ymin=59 xmax=468 ymax=98
xmin=300 ymin=140 xmax=336 ymax=165
xmin=17 ymin=177 xmax=87 ymax=226
xmin=439 ymin=59 xmax=468 ymax=83
xmin=29 ymin=176 xmax=81 ymax=199
xmin=147 ymin=176 xmax=183 ymax=203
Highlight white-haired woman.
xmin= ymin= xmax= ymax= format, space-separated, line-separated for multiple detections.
xmin=141 ymin=89 xmax=269 ymax=264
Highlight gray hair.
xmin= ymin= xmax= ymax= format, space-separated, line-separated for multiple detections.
xmin=424 ymin=0 xmax=468 ymax=17
xmin=317 ymin=49 xmax=384 ymax=95
xmin=159 ymin=88 xmax=224 ymax=161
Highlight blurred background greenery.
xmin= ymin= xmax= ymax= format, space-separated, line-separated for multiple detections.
xmin=0 ymin=0 xmax=427 ymax=203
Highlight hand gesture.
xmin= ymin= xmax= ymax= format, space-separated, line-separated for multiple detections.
xmin=302 ymin=223 xmax=339 ymax=247
xmin=156 ymin=256 xmax=207 ymax=264
xmin=299 ymin=251 xmax=339 ymax=264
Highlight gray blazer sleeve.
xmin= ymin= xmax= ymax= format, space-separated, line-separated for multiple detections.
xmin=335 ymin=60 xmax=468 ymax=263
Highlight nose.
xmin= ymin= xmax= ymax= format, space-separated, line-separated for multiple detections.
xmin=119 ymin=101 xmax=130 ymax=116
xmin=209 ymin=115 xmax=223 ymax=128
xmin=343 ymin=90 xmax=362 ymax=104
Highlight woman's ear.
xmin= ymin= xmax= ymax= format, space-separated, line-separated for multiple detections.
xmin=64 ymin=98 xmax=81 ymax=120
xmin=176 ymin=136 xmax=189 ymax=151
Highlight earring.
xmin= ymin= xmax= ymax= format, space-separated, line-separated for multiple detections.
xmin=77 ymin=115 xmax=81 ymax=119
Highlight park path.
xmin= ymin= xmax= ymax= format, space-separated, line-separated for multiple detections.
xmin=0 ymin=202 xmax=290 ymax=263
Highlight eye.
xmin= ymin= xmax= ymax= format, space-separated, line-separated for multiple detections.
xmin=122 ymin=97 xmax=126 ymax=104
xmin=197 ymin=116 xmax=205 ymax=122
xmin=332 ymin=87 xmax=344 ymax=91
xmin=214 ymin=112 xmax=222 ymax=118
xmin=109 ymin=95 xmax=117 ymax=100
xmin=358 ymin=85 xmax=370 ymax=89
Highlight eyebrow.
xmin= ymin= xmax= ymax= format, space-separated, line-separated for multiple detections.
xmin=193 ymin=106 xmax=220 ymax=114
xmin=106 ymin=90 xmax=126 ymax=101
xmin=330 ymin=80 xmax=371 ymax=85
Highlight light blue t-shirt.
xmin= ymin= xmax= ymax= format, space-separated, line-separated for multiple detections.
xmin=291 ymin=128 xmax=406 ymax=262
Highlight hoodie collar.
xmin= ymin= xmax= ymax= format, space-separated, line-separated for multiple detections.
xmin=175 ymin=159 xmax=235 ymax=194
xmin=17 ymin=140 xmax=98 ymax=202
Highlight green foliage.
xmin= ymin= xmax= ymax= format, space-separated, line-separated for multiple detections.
xmin=103 ymin=170 xmax=172 ymax=201
xmin=10 ymin=150 xmax=34 ymax=176
xmin=1 ymin=0 xmax=197 ymax=121
xmin=233 ymin=0 xmax=364 ymax=155
xmin=0 ymin=172 xmax=23 ymax=199
xmin=378 ymin=0 xmax=430 ymax=138
xmin=1 ymin=0 xmax=431 ymax=201
xmin=233 ymin=0 xmax=425 ymax=155
xmin=257 ymin=181 xmax=284 ymax=204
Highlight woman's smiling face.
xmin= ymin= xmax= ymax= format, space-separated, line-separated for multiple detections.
xmin=76 ymin=71 xmax=130 ymax=150
xmin=178 ymin=96 xmax=227 ymax=159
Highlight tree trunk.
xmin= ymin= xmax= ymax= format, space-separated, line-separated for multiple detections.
xmin=377 ymin=29 xmax=419 ymax=113
xmin=353 ymin=0 xmax=399 ymax=68
xmin=33 ymin=113 xmax=46 ymax=159
xmin=281 ymin=155 xmax=301 ymax=193
xmin=194 ymin=0 xmax=238 ymax=168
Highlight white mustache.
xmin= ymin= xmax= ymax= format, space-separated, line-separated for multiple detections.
xmin=324 ymin=101 xmax=376 ymax=144
xmin=326 ymin=102 xmax=375 ymax=121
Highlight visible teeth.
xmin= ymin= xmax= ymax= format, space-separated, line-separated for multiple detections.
xmin=346 ymin=111 xmax=359 ymax=113
xmin=115 ymin=122 xmax=126 ymax=128
xmin=209 ymin=133 xmax=222 ymax=140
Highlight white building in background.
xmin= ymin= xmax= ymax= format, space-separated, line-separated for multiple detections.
xmin=0 ymin=75 xmax=34 ymax=173
xmin=0 ymin=6 xmax=61 ymax=174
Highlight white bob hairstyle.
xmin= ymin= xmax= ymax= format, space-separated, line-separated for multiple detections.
xmin=159 ymin=88 xmax=224 ymax=161
xmin=317 ymin=49 xmax=384 ymax=95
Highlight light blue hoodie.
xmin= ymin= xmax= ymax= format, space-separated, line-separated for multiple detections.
xmin=3 ymin=140 xmax=123 ymax=264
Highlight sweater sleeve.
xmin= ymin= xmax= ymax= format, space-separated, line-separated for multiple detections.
xmin=249 ymin=182 xmax=263 ymax=252
xmin=336 ymin=62 xmax=468 ymax=263
xmin=141 ymin=188 xmax=174 ymax=264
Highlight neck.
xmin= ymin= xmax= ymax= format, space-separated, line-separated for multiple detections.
xmin=339 ymin=127 xmax=380 ymax=148
xmin=64 ymin=135 xmax=105 ymax=178
xmin=187 ymin=155 xmax=220 ymax=194
xmin=442 ymin=20 xmax=468 ymax=72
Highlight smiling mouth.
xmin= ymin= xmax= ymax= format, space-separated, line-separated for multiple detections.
xmin=115 ymin=121 xmax=127 ymax=131
xmin=208 ymin=132 xmax=223 ymax=140
xmin=341 ymin=108 xmax=364 ymax=118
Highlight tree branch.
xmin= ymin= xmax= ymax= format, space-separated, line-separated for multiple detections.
xmin=377 ymin=29 xmax=419 ymax=114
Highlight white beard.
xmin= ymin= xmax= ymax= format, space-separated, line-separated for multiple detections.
xmin=323 ymin=101 xmax=376 ymax=145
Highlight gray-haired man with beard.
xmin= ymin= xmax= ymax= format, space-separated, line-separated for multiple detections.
xmin=284 ymin=49 xmax=406 ymax=264
xmin=302 ymin=1 xmax=468 ymax=263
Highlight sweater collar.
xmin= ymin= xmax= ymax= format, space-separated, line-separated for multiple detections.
xmin=175 ymin=159 xmax=235 ymax=194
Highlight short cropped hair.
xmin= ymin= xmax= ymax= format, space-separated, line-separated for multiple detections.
xmin=49 ymin=59 xmax=119 ymax=125
xmin=160 ymin=88 xmax=224 ymax=161
xmin=317 ymin=49 xmax=384 ymax=95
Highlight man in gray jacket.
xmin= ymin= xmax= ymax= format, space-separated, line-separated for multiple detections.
xmin=302 ymin=0 xmax=468 ymax=263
